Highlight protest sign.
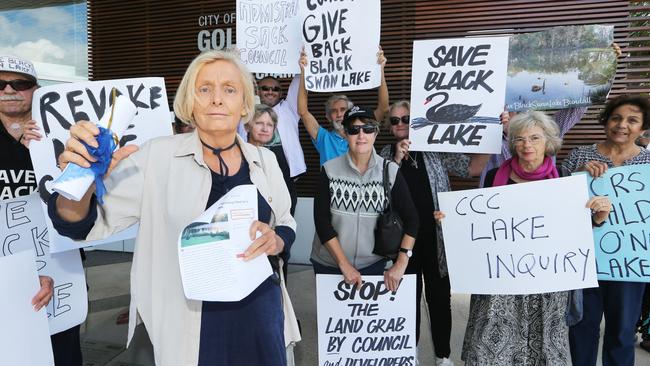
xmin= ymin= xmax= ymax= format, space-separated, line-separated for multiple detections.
xmin=409 ymin=37 xmax=508 ymax=153
xmin=300 ymin=0 xmax=381 ymax=92
xmin=0 ymin=193 xmax=87 ymax=334
xmin=237 ymin=0 xmax=301 ymax=74
xmin=316 ymin=274 xmax=416 ymax=366
xmin=581 ymin=165 xmax=650 ymax=282
xmin=29 ymin=78 xmax=172 ymax=253
xmin=437 ymin=175 xmax=598 ymax=294
xmin=0 ymin=250 xmax=54 ymax=366
xmin=506 ymin=25 xmax=616 ymax=111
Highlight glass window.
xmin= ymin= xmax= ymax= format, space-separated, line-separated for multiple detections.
xmin=0 ymin=1 xmax=88 ymax=85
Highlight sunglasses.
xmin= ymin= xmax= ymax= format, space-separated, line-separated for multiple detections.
xmin=259 ymin=86 xmax=281 ymax=92
xmin=389 ymin=115 xmax=410 ymax=125
xmin=0 ymin=79 xmax=36 ymax=91
xmin=346 ymin=124 xmax=378 ymax=135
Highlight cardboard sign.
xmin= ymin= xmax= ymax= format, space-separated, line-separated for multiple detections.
xmin=237 ymin=0 xmax=302 ymax=74
xmin=300 ymin=0 xmax=381 ymax=92
xmin=316 ymin=274 xmax=416 ymax=366
xmin=0 ymin=193 xmax=87 ymax=335
xmin=0 ymin=250 xmax=54 ymax=366
xmin=582 ymin=165 xmax=650 ymax=282
xmin=506 ymin=25 xmax=616 ymax=111
xmin=29 ymin=78 xmax=172 ymax=253
xmin=437 ymin=175 xmax=599 ymax=294
xmin=409 ymin=37 xmax=508 ymax=153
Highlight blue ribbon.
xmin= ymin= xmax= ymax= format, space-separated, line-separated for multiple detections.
xmin=82 ymin=126 xmax=117 ymax=205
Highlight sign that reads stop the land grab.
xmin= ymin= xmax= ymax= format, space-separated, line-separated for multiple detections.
xmin=316 ymin=274 xmax=416 ymax=366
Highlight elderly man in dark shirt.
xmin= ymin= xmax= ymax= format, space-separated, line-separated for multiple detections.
xmin=0 ymin=54 xmax=83 ymax=365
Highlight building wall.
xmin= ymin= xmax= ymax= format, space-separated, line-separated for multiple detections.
xmin=87 ymin=0 xmax=650 ymax=195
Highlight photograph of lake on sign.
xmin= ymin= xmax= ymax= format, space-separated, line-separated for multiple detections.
xmin=505 ymin=25 xmax=616 ymax=111
xmin=181 ymin=211 xmax=230 ymax=248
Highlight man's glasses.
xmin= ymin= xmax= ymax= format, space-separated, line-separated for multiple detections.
xmin=389 ymin=115 xmax=410 ymax=125
xmin=512 ymin=134 xmax=545 ymax=146
xmin=259 ymin=86 xmax=281 ymax=92
xmin=0 ymin=79 xmax=36 ymax=91
xmin=345 ymin=124 xmax=378 ymax=135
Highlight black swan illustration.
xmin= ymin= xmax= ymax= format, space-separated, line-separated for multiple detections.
xmin=411 ymin=92 xmax=482 ymax=130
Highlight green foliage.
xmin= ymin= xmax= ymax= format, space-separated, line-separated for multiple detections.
xmin=509 ymin=25 xmax=613 ymax=52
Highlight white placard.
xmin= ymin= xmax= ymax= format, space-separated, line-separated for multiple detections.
xmin=409 ymin=37 xmax=509 ymax=153
xmin=30 ymin=78 xmax=172 ymax=253
xmin=237 ymin=0 xmax=302 ymax=74
xmin=300 ymin=0 xmax=381 ymax=92
xmin=178 ymin=185 xmax=272 ymax=301
xmin=437 ymin=175 xmax=598 ymax=295
xmin=0 ymin=193 xmax=87 ymax=334
xmin=0 ymin=250 xmax=55 ymax=366
xmin=316 ymin=274 xmax=416 ymax=366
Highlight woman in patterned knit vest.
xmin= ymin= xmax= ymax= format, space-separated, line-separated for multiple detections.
xmin=310 ymin=105 xmax=419 ymax=294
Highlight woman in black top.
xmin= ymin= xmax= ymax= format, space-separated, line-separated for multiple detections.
xmin=247 ymin=103 xmax=297 ymax=281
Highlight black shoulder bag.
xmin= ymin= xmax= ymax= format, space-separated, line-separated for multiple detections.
xmin=373 ymin=159 xmax=404 ymax=259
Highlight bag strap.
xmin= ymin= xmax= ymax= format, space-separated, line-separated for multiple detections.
xmin=382 ymin=159 xmax=394 ymax=213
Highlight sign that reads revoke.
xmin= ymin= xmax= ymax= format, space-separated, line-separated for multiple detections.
xmin=437 ymin=175 xmax=599 ymax=295
xmin=316 ymin=274 xmax=416 ymax=366
xmin=582 ymin=165 xmax=650 ymax=282
xmin=409 ymin=37 xmax=509 ymax=154
xmin=29 ymin=78 xmax=172 ymax=253
xmin=300 ymin=0 xmax=381 ymax=92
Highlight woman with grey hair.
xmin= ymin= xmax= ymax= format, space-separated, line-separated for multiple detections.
xmin=247 ymin=104 xmax=297 ymax=281
xmin=439 ymin=111 xmax=612 ymax=365
xmin=380 ymin=100 xmax=489 ymax=366
xmin=48 ymin=49 xmax=298 ymax=365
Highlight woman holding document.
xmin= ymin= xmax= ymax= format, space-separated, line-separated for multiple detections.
xmin=48 ymin=50 xmax=297 ymax=366
xmin=562 ymin=95 xmax=650 ymax=366
xmin=435 ymin=111 xmax=612 ymax=366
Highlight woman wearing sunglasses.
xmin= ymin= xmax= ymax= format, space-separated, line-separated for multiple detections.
xmin=310 ymin=105 xmax=419 ymax=294
xmin=379 ymin=101 xmax=489 ymax=366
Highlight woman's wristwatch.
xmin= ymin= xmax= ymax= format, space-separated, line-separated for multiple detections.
xmin=399 ymin=248 xmax=412 ymax=258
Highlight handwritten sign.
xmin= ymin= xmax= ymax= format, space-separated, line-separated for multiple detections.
xmin=582 ymin=165 xmax=650 ymax=282
xmin=300 ymin=0 xmax=381 ymax=92
xmin=0 ymin=250 xmax=54 ymax=366
xmin=316 ymin=274 xmax=416 ymax=366
xmin=0 ymin=193 xmax=87 ymax=335
xmin=437 ymin=175 xmax=598 ymax=294
xmin=29 ymin=78 xmax=172 ymax=253
xmin=409 ymin=37 xmax=508 ymax=153
xmin=237 ymin=0 xmax=301 ymax=74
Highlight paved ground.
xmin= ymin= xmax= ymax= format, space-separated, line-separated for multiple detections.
xmin=80 ymin=251 xmax=650 ymax=365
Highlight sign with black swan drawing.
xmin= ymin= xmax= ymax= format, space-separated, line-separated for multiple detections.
xmin=409 ymin=37 xmax=508 ymax=153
